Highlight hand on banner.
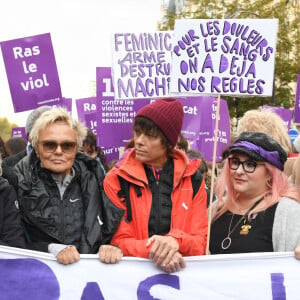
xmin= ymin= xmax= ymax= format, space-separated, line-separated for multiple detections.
xmin=147 ymin=235 xmax=180 ymax=270
xmin=294 ymin=245 xmax=300 ymax=259
xmin=160 ymin=251 xmax=186 ymax=273
xmin=57 ymin=246 xmax=80 ymax=265
xmin=99 ymin=245 xmax=123 ymax=264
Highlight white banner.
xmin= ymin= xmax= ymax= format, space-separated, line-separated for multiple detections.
xmin=0 ymin=246 xmax=299 ymax=299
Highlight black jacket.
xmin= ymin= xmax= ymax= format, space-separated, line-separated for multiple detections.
xmin=0 ymin=177 xmax=26 ymax=248
xmin=15 ymin=150 xmax=123 ymax=253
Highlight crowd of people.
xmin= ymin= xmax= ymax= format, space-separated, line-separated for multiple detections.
xmin=1 ymin=99 xmax=300 ymax=273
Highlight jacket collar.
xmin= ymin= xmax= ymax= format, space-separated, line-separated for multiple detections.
xmin=115 ymin=148 xmax=201 ymax=188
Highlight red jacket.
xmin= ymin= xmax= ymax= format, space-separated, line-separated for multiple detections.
xmin=104 ymin=148 xmax=208 ymax=258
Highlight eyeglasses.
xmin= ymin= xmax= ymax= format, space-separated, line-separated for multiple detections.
xmin=228 ymin=157 xmax=264 ymax=173
xmin=39 ymin=141 xmax=77 ymax=154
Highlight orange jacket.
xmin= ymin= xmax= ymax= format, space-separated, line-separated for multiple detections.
xmin=104 ymin=148 xmax=208 ymax=258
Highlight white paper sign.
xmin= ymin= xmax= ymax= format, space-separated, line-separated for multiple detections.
xmin=112 ymin=31 xmax=173 ymax=99
xmin=170 ymin=19 xmax=278 ymax=96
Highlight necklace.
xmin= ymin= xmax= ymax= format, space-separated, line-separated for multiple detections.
xmin=221 ymin=214 xmax=245 ymax=250
xmin=221 ymin=197 xmax=263 ymax=250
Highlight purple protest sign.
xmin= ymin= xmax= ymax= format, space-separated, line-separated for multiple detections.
xmin=96 ymin=66 xmax=151 ymax=162
xmin=181 ymin=96 xmax=231 ymax=162
xmin=75 ymin=97 xmax=98 ymax=124
xmin=294 ymin=73 xmax=300 ymax=124
xmin=84 ymin=112 xmax=97 ymax=134
xmin=96 ymin=67 xmax=114 ymax=98
xmin=60 ymin=98 xmax=72 ymax=113
xmin=0 ymin=33 xmax=62 ymax=112
xmin=11 ymin=127 xmax=27 ymax=141
xmin=263 ymin=105 xmax=293 ymax=130
xmin=97 ymin=98 xmax=150 ymax=163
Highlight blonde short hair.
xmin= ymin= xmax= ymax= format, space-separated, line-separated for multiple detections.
xmin=237 ymin=109 xmax=292 ymax=154
xmin=30 ymin=106 xmax=87 ymax=149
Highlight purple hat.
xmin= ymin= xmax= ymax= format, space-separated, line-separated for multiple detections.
xmin=136 ymin=98 xmax=183 ymax=147
xmin=226 ymin=131 xmax=287 ymax=170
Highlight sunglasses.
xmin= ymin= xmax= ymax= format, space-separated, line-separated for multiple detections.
xmin=39 ymin=141 xmax=77 ymax=154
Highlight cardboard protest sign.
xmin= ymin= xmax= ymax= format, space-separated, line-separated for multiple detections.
xmin=294 ymin=73 xmax=300 ymax=123
xmin=0 ymin=33 xmax=62 ymax=112
xmin=112 ymin=32 xmax=172 ymax=99
xmin=170 ymin=19 xmax=278 ymax=96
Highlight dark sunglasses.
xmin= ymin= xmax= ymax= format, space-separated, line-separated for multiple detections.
xmin=39 ymin=141 xmax=77 ymax=154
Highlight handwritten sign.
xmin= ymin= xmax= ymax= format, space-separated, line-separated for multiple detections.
xmin=0 ymin=33 xmax=62 ymax=112
xmin=170 ymin=19 xmax=278 ymax=96
xmin=113 ymin=31 xmax=172 ymax=99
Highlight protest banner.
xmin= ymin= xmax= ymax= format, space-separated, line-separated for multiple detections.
xmin=181 ymin=96 xmax=230 ymax=162
xmin=112 ymin=31 xmax=172 ymax=99
xmin=11 ymin=127 xmax=27 ymax=141
xmin=76 ymin=96 xmax=98 ymax=124
xmin=96 ymin=67 xmax=150 ymax=162
xmin=0 ymin=33 xmax=62 ymax=112
xmin=0 ymin=246 xmax=299 ymax=299
xmin=294 ymin=73 xmax=300 ymax=124
xmin=170 ymin=19 xmax=278 ymax=97
xmin=263 ymin=105 xmax=293 ymax=130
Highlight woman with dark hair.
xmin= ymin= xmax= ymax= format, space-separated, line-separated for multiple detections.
xmin=103 ymin=98 xmax=208 ymax=273
xmin=81 ymin=129 xmax=108 ymax=174
xmin=0 ymin=136 xmax=9 ymax=159
xmin=5 ymin=137 xmax=27 ymax=156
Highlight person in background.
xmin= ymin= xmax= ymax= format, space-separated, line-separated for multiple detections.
xmin=176 ymin=133 xmax=189 ymax=152
xmin=0 ymin=136 xmax=9 ymax=159
xmin=291 ymin=135 xmax=300 ymax=187
xmin=2 ymin=106 xmax=52 ymax=187
xmin=209 ymin=131 xmax=300 ymax=254
xmin=103 ymin=98 xmax=208 ymax=273
xmin=81 ymin=128 xmax=108 ymax=174
xmin=236 ymin=108 xmax=293 ymax=179
xmin=186 ymin=149 xmax=213 ymax=207
xmin=5 ymin=137 xmax=27 ymax=156
xmin=0 ymin=154 xmax=25 ymax=248
xmin=14 ymin=107 xmax=123 ymax=265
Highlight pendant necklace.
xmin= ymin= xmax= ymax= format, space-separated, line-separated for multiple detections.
xmin=221 ymin=214 xmax=244 ymax=250
xmin=221 ymin=197 xmax=263 ymax=250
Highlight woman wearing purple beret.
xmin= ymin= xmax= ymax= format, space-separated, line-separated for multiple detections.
xmin=210 ymin=131 xmax=300 ymax=254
